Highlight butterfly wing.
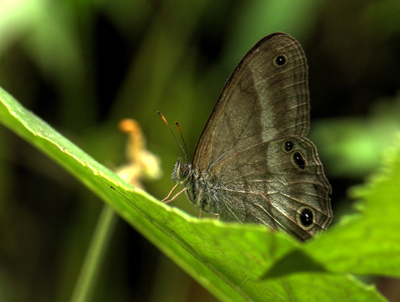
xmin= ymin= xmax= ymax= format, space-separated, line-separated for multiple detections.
xmin=193 ymin=33 xmax=310 ymax=170
xmin=191 ymin=33 xmax=332 ymax=240
xmin=206 ymin=136 xmax=332 ymax=240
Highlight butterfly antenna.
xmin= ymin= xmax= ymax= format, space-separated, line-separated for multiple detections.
xmin=158 ymin=111 xmax=188 ymax=162
xmin=175 ymin=121 xmax=189 ymax=163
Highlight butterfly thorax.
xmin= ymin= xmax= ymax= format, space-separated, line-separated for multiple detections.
xmin=172 ymin=158 xmax=218 ymax=215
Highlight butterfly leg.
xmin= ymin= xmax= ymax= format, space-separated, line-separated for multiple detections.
xmin=162 ymin=185 xmax=187 ymax=204
xmin=161 ymin=183 xmax=179 ymax=202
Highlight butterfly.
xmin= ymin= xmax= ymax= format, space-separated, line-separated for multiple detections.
xmin=163 ymin=32 xmax=332 ymax=241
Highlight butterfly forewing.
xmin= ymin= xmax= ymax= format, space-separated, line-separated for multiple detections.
xmin=193 ymin=33 xmax=310 ymax=171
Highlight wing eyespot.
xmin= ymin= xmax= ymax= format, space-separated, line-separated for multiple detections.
xmin=283 ymin=140 xmax=294 ymax=152
xmin=296 ymin=207 xmax=315 ymax=230
xmin=273 ymin=54 xmax=288 ymax=67
xmin=292 ymin=152 xmax=306 ymax=170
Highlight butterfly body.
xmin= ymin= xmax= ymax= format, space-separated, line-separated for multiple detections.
xmin=170 ymin=33 xmax=332 ymax=240
xmin=172 ymin=159 xmax=220 ymax=215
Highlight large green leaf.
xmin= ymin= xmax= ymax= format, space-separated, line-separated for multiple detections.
xmin=0 ymin=86 xmax=391 ymax=301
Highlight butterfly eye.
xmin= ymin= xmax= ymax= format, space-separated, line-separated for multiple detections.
xmin=180 ymin=166 xmax=191 ymax=178
xmin=283 ymin=140 xmax=294 ymax=152
xmin=292 ymin=152 xmax=306 ymax=169
xmin=274 ymin=54 xmax=287 ymax=67
xmin=297 ymin=207 xmax=315 ymax=230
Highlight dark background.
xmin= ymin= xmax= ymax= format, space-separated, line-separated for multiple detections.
xmin=1 ymin=0 xmax=400 ymax=301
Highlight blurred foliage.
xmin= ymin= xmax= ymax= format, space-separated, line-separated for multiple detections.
xmin=0 ymin=0 xmax=400 ymax=301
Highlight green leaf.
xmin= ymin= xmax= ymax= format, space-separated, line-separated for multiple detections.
xmin=0 ymin=86 xmax=388 ymax=301
xmin=304 ymin=136 xmax=400 ymax=277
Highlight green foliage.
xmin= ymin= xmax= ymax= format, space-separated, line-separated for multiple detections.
xmin=1 ymin=81 xmax=396 ymax=301
xmin=311 ymin=98 xmax=400 ymax=178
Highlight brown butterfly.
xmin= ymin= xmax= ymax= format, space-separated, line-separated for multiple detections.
xmin=164 ymin=32 xmax=332 ymax=241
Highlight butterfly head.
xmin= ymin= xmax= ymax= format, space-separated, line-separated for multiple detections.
xmin=172 ymin=158 xmax=193 ymax=185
